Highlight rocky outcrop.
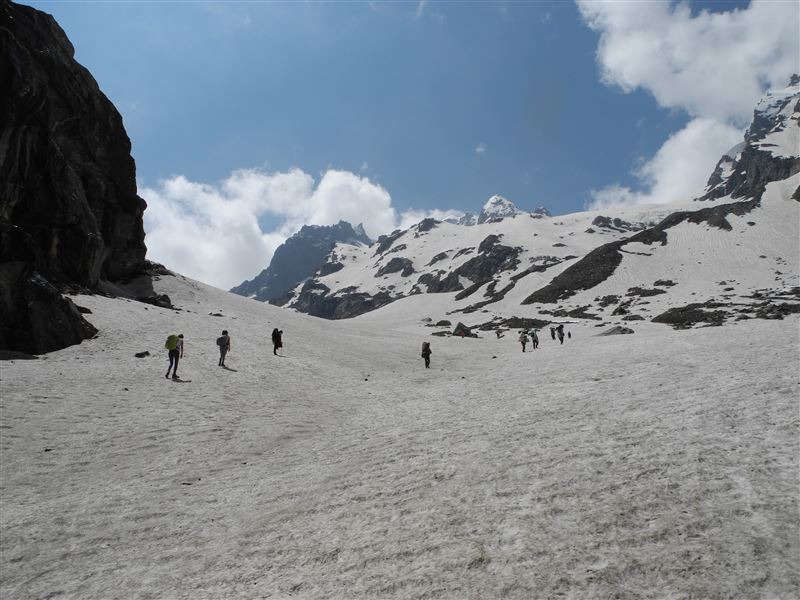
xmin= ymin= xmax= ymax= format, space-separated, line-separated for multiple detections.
xmin=289 ymin=280 xmax=395 ymax=319
xmin=522 ymin=198 xmax=759 ymax=305
xmin=1 ymin=2 xmax=150 ymax=354
xmin=232 ymin=220 xmax=370 ymax=302
xmin=699 ymin=78 xmax=799 ymax=202
xmin=590 ymin=216 xmax=647 ymax=233
xmin=376 ymin=257 xmax=414 ymax=278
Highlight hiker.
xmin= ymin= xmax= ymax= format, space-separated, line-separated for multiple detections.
xmin=519 ymin=331 xmax=528 ymax=352
xmin=495 ymin=330 xmax=503 ymax=339
xmin=556 ymin=324 xmax=565 ymax=345
xmin=529 ymin=329 xmax=539 ymax=350
xmin=271 ymin=328 xmax=283 ymax=355
xmin=421 ymin=341 xmax=432 ymax=368
xmin=568 ymin=331 xmax=572 ymax=339
xmin=165 ymin=333 xmax=184 ymax=379
xmin=550 ymin=327 xmax=556 ymax=340
xmin=217 ymin=330 xmax=231 ymax=367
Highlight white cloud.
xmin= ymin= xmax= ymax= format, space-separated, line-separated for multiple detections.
xmin=475 ymin=143 xmax=486 ymax=155
xmin=360 ymin=161 xmax=369 ymax=172
xmin=587 ymin=118 xmax=743 ymax=209
xmin=142 ymin=168 xmax=460 ymax=289
xmin=415 ymin=0 xmax=427 ymax=19
xmin=577 ymin=0 xmax=799 ymax=207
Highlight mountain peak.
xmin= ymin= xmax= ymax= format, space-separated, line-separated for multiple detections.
xmin=477 ymin=195 xmax=522 ymax=224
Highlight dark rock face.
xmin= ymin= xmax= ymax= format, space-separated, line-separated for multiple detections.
xmin=0 ymin=263 xmax=98 ymax=354
xmin=1 ymin=2 xmax=150 ymax=353
xmin=1 ymin=3 xmax=147 ymax=286
xmin=231 ymin=221 xmax=370 ymax=302
xmin=522 ymin=198 xmax=759 ymax=305
xmin=416 ymin=218 xmax=439 ymax=233
xmin=417 ymin=271 xmax=464 ymax=293
xmin=373 ymin=229 xmax=405 ymax=256
xmin=289 ymin=279 xmax=395 ymax=319
xmin=597 ymin=326 xmax=634 ymax=336
xmin=376 ymin=257 xmax=414 ymax=278
xmin=591 ymin=216 xmax=647 ymax=233
xmin=700 ymin=80 xmax=799 ymax=202
xmin=626 ymin=287 xmax=667 ymax=298
xmin=426 ymin=252 xmax=449 ymax=266
xmin=454 ymin=237 xmax=521 ymax=287
xmin=652 ymin=303 xmax=728 ymax=328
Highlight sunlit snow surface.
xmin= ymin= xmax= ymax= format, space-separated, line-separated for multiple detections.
xmin=1 ymin=256 xmax=798 ymax=596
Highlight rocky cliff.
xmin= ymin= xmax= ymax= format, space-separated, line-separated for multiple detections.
xmin=700 ymin=76 xmax=799 ymax=202
xmin=231 ymin=221 xmax=370 ymax=303
xmin=0 ymin=1 xmax=150 ymax=354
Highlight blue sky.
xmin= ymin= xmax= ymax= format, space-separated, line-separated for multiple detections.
xmin=26 ymin=0 xmax=797 ymax=288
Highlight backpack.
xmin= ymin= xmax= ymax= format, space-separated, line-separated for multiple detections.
xmin=165 ymin=334 xmax=179 ymax=350
xmin=216 ymin=336 xmax=226 ymax=347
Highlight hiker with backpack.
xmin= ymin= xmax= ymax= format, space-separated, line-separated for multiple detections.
xmin=216 ymin=330 xmax=231 ymax=367
xmin=421 ymin=341 xmax=432 ymax=368
xmin=519 ymin=331 xmax=528 ymax=352
xmin=165 ymin=333 xmax=184 ymax=379
xmin=271 ymin=328 xmax=283 ymax=355
xmin=556 ymin=324 xmax=565 ymax=345
xmin=528 ymin=329 xmax=539 ymax=350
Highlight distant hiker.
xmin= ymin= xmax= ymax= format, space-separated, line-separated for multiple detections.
xmin=529 ymin=329 xmax=539 ymax=350
xmin=165 ymin=333 xmax=184 ymax=379
xmin=567 ymin=331 xmax=572 ymax=339
xmin=217 ymin=330 xmax=231 ymax=367
xmin=495 ymin=330 xmax=503 ymax=339
xmin=272 ymin=328 xmax=283 ymax=355
xmin=556 ymin=324 xmax=565 ymax=345
xmin=550 ymin=327 xmax=556 ymax=340
xmin=421 ymin=341 xmax=432 ymax=368
xmin=519 ymin=331 xmax=528 ymax=352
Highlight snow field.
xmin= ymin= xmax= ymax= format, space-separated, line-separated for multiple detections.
xmin=1 ymin=274 xmax=798 ymax=598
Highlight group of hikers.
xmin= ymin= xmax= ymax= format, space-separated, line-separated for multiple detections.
xmin=166 ymin=322 xmax=569 ymax=377
xmin=420 ymin=322 xmax=572 ymax=369
xmin=163 ymin=328 xmax=283 ymax=380
xmin=517 ymin=323 xmax=571 ymax=352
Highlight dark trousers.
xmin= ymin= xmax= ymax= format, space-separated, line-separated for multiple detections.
xmin=219 ymin=348 xmax=228 ymax=366
xmin=424 ymin=355 xmax=430 ymax=368
xmin=167 ymin=349 xmax=179 ymax=377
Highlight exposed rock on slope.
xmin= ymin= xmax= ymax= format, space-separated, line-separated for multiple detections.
xmin=0 ymin=1 xmax=150 ymax=354
xmin=231 ymin=221 xmax=370 ymax=302
xmin=700 ymin=77 xmax=799 ymax=202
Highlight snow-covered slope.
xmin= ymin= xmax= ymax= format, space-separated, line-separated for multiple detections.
xmin=2 ymin=272 xmax=798 ymax=598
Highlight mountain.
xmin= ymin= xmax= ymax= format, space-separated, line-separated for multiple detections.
xmin=477 ymin=195 xmax=525 ymax=224
xmin=443 ymin=196 xmax=550 ymax=226
xmin=700 ymin=76 xmax=800 ymax=201
xmin=278 ymin=79 xmax=799 ymax=327
xmin=231 ymin=221 xmax=371 ymax=302
xmin=0 ymin=1 xmax=158 ymax=355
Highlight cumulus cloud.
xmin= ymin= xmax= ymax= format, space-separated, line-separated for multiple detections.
xmin=588 ymin=118 xmax=743 ymax=209
xmin=142 ymin=168 xmax=461 ymax=289
xmin=578 ymin=0 xmax=799 ymax=208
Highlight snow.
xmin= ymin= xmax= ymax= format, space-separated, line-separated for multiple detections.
xmin=752 ymin=83 xmax=799 ymax=159
xmin=1 ymin=269 xmax=798 ymax=598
